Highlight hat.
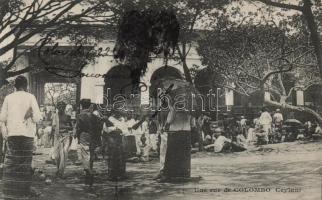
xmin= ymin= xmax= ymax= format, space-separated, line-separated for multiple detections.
xmin=214 ymin=128 xmax=222 ymax=133
xmin=210 ymin=123 xmax=218 ymax=129
xmin=241 ymin=116 xmax=245 ymax=119
xmin=276 ymin=109 xmax=280 ymax=112
xmin=80 ymin=99 xmax=91 ymax=109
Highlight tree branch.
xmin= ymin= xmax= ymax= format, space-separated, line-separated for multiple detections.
xmin=6 ymin=67 xmax=31 ymax=77
xmin=286 ymin=87 xmax=295 ymax=98
xmin=254 ymin=0 xmax=303 ymax=11
xmin=0 ymin=0 xmax=99 ymax=57
xmin=262 ymin=61 xmax=293 ymax=83
xmin=5 ymin=37 xmax=46 ymax=71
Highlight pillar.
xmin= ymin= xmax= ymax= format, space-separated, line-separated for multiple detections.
xmin=225 ymin=88 xmax=234 ymax=111
xmin=264 ymin=91 xmax=271 ymax=101
xmin=141 ymin=83 xmax=150 ymax=105
xmin=296 ymin=90 xmax=304 ymax=106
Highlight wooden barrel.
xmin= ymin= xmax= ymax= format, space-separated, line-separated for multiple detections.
xmin=106 ymin=131 xmax=126 ymax=180
xmin=3 ymin=136 xmax=34 ymax=200
xmin=122 ymin=135 xmax=137 ymax=158
xmin=164 ymin=131 xmax=191 ymax=178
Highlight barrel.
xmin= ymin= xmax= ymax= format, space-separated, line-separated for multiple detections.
xmin=106 ymin=131 xmax=126 ymax=180
xmin=2 ymin=136 xmax=34 ymax=200
xmin=122 ymin=135 xmax=137 ymax=158
xmin=164 ymin=131 xmax=191 ymax=178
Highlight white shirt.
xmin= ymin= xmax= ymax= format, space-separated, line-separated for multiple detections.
xmin=65 ymin=104 xmax=73 ymax=116
xmin=214 ymin=135 xmax=231 ymax=153
xmin=141 ymin=121 xmax=149 ymax=134
xmin=168 ymin=111 xmax=191 ymax=131
xmin=103 ymin=116 xmax=128 ymax=133
xmin=247 ymin=127 xmax=256 ymax=143
xmin=259 ymin=111 xmax=272 ymax=125
xmin=0 ymin=91 xmax=42 ymax=138
xmin=273 ymin=113 xmax=283 ymax=123
xmin=240 ymin=119 xmax=247 ymax=126
xmin=315 ymin=125 xmax=322 ymax=134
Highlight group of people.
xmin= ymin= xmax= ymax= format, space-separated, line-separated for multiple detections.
xmin=2 ymin=75 xmax=318 ymax=199
xmin=0 ymin=76 xmax=110 ymax=199
xmin=199 ymin=107 xmax=285 ymax=153
xmin=250 ymin=107 xmax=284 ymax=144
xmin=0 ymin=75 xmax=195 ymax=199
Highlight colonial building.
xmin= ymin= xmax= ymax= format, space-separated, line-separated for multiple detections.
xmin=10 ymin=26 xmax=321 ymax=120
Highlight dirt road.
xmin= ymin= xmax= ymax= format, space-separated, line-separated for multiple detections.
xmin=1 ymin=140 xmax=322 ymax=200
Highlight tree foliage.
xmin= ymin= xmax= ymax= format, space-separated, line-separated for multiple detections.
xmin=249 ymin=0 xmax=322 ymax=78
xmin=113 ymin=10 xmax=180 ymax=86
xmin=44 ymin=82 xmax=77 ymax=106
xmin=0 ymin=0 xmax=115 ymax=87
xmin=197 ymin=18 xmax=322 ymax=121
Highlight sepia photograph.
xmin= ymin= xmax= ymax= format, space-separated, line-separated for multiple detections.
xmin=0 ymin=0 xmax=322 ymax=199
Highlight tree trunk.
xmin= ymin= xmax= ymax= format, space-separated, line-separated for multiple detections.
xmin=265 ymin=99 xmax=322 ymax=123
xmin=177 ymin=42 xmax=193 ymax=84
xmin=182 ymin=60 xmax=193 ymax=84
xmin=302 ymin=0 xmax=322 ymax=77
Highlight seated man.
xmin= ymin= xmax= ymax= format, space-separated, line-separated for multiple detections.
xmin=203 ymin=135 xmax=213 ymax=147
xmin=232 ymin=131 xmax=247 ymax=152
xmin=205 ymin=128 xmax=232 ymax=153
xmin=247 ymin=123 xmax=257 ymax=145
xmin=254 ymin=125 xmax=267 ymax=145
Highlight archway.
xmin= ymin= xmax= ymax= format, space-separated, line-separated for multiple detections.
xmin=104 ymin=64 xmax=141 ymax=111
xmin=304 ymin=84 xmax=322 ymax=108
xmin=149 ymin=66 xmax=182 ymax=98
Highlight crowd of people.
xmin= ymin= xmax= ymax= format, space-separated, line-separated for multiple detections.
xmin=0 ymin=76 xmax=191 ymax=199
xmin=1 ymin=75 xmax=322 ymax=199
xmin=198 ymin=107 xmax=322 ymax=154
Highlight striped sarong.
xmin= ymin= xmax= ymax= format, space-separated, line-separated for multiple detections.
xmin=163 ymin=131 xmax=191 ymax=178
xmin=2 ymin=136 xmax=34 ymax=200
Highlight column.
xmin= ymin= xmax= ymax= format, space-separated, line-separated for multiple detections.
xmin=141 ymin=83 xmax=150 ymax=105
xmin=225 ymin=88 xmax=234 ymax=111
xmin=264 ymin=91 xmax=271 ymax=101
xmin=296 ymin=90 xmax=304 ymax=106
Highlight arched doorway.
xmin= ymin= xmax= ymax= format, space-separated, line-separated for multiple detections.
xmin=304 ymin=84 xmax=322 ymax=108
xmin=104 ymin=64 xmax=141 ymax=111
xmin=150 ymin=66 xmax=182 ymax=97
xmin=149 ymin=66 xmax=182 ymax=122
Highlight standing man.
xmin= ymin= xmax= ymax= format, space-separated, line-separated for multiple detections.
xmin=156 ymin=101 xmax=192 ymax=181
xmin=0 ymin=76 xmax=42 ymax=199
xmin=259 ymin=107 xmax=272 ymax=144
xmin=273 ymin=109 xmax=283 ymax=129
xmin=49 ymin=101 xmax=73 ymax=177
xmin=141 ymin=116 xmax=150 ymax=161
xmin=240 ymin=116 xmax=247 ymax=137
xmin=75 ymin=99 xmax=102 ymax=184
xmin=102 ymin=111 xmax=126 ymax=180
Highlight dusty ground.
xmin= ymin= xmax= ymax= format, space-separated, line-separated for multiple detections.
xmin=1 ymin=140 xmax=322 ymax=200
